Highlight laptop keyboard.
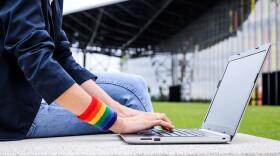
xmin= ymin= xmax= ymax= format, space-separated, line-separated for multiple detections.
xmin=138 ymin=129 xmax=207 ymax=137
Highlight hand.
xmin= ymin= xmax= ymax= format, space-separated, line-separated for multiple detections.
xmin=132 ymin=113 xmax=173 ymax=131
xmin=115 ymin=104 xmax=144 ymax=117
xmin=111 ymin=102 xmax=174 ymax=132
xmin=109 ymin=115 xmax=174 ymax=134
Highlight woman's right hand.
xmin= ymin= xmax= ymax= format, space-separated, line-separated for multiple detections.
xmin=109 ymin=114 xmax=174 ymax=134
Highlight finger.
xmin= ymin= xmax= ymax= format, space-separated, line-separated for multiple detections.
xmin=151 ymin=120 xmax=174 ymax=130
xmin=161 ymin=124 xmax=174 ymax=132
xmin=130 ymin=114 xmax=174 ymax=131
xmin=160 ymin=123 xmax=174 ymax=132
xmin=161 ymin=126 xmax=170 ymax=131
xmin=158 ymin=113 xmax=172 ymax=125
xmin=138 ymin=112 xmax=171 ymax=123
xmin=157 ymin=118 xmax=174 ymax=132
xmin=122 ymin=118 xmax=174 ymax=133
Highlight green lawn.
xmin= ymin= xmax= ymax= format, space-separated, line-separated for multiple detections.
xmin=153 ymin=102 xmax=280 ymax=141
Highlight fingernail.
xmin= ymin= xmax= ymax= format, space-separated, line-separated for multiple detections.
xmin=172 ymin=125 xmax=175 ymax=128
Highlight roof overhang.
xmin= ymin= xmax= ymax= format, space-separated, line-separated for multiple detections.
xmin=63 ymin=0 xmax=128 ymax=15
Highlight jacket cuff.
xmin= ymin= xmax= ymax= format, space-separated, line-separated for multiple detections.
xmin=59 ymin=55 xmax=98 ymax=85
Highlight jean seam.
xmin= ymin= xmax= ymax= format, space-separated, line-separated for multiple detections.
xmin=96 ymin=79 xmax=148 ymax=112
xmin=26 ymin=124 xmax=36 ymax=138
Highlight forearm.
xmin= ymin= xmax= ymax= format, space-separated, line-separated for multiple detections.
xmin=80 ymin=79 xmax=145 ymax=117
xmin=80 ymin=79 xmax=119 ymax=109
xmin=55 ymin=83 xmax=92 ymax=116
xmin=55 ymin=82 xmax=120 ymax=132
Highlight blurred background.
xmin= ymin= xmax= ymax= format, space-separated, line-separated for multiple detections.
xmin=63 ymin=0 xmax=279 ymax=105
xmin=62 ymin=0 xmax=280 ymax=140
xmin=63 ymin=0 xmax=280 ymax=105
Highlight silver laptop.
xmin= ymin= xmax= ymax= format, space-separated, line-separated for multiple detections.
xmin=121 ymin=43 xmax=271 ymax=144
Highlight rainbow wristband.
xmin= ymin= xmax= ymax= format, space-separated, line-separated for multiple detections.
xmin=77 ymin=96 xmax=117 ymax=131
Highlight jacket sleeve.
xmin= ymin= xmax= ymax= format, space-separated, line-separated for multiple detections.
xmin=2 ymin=1 xmax=75 ymax=104
xmin=53 ymin=30 xmax=97 ymax=85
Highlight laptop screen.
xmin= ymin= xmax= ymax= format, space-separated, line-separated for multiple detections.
xmin=203 ymin=50 xmax=267 ymax=136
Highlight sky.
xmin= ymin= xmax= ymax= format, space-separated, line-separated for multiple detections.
xmin=63 ymin=0 xmax=127 ymax=15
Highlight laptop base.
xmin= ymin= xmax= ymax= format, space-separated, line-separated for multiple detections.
xmin=121 ymin=129 xmax=231 ymax=144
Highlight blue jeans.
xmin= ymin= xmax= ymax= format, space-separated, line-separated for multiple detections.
xmin=25 ymin=72 xmax=153 ymax=138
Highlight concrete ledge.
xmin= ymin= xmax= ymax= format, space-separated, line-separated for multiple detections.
xmin=0 ymin=133 xmax=280 ymax=155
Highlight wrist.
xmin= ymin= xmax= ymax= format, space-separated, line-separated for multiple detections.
xmin=77 ymin=96 xmax=118 ymax=131
xmin=117 ymin=105 xmax=133 ymax=117
xmin=108 ymin=101 xmax=129 ymax=117
xmin=109 ymin=100 xmax=120 ymax=109
xmin=109 ymin=116 xmax=124 ymax=133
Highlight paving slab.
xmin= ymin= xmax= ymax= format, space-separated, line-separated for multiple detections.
xmin=0 ymin=133 xmax=280 ymax=155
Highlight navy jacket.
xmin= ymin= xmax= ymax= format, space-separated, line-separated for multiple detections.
xmin=0 ymin=0 xmax=96 ymax=140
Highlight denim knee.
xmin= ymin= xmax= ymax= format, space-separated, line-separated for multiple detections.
xmin=94 ymin=72 xmax=153 ymax=112
xmin=121 ymin=75 xmax=153 ymax=112
xmin=131 ymin=75 xmax=149 ymax=93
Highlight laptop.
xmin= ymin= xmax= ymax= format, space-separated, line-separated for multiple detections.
xmin=121 ymin=43 xmax=271 ymax=144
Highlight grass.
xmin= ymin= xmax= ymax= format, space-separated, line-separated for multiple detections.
xmin=153 ymin=102 xmax=280 ymax=141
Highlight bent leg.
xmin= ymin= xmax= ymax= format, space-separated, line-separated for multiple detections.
xmin=94 ymin=72 xmax=153 ymax=112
